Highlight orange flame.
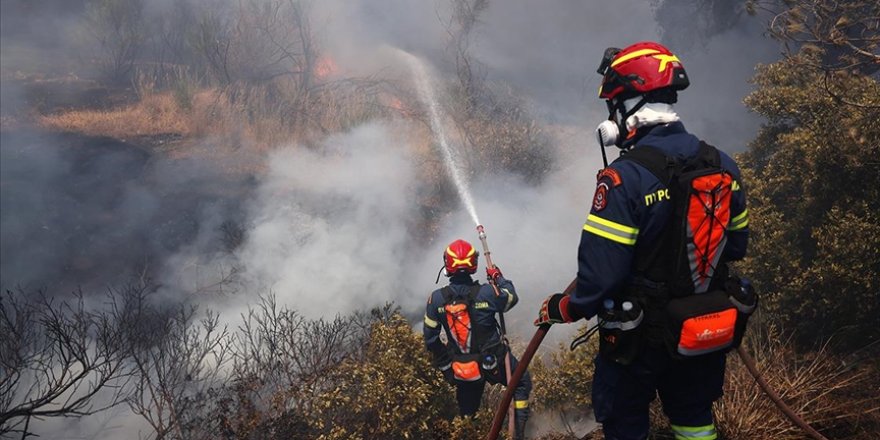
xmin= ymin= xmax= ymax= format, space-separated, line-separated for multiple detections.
xmin=314 ymin=56 xmax=338 ymax=79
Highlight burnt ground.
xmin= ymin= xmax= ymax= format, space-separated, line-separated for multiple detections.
xmin=0 ymin=127 xmax=255 ymax=295
xmin=0 ymin=46 xmax=265 ymax=293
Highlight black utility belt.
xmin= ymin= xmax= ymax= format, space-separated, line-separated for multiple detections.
xmin=598 ymin=276 xmax=758 ymax=365
xmin=449 ymin=343 xmax=506 ymax=381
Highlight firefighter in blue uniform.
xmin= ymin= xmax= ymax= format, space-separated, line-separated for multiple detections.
xmin=424 ymin=239 xmax=531 ymax=439
xmin=535 ymin=42 xmax=751 ymax=440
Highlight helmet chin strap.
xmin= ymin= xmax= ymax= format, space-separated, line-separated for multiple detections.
xmin=613 ymin=97 xmax=648 ymax=149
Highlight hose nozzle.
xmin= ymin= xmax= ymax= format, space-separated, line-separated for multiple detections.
xmin=476 ymin=224 xmax=486 ymax=240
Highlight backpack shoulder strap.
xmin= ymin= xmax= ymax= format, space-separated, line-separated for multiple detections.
xmin=441 ymin=284 xmax=481 ymax=305
xmin=441 ymin=286 xmax=454 ymax=305
xmin=467 ymin=284 xmax=481 ymax=302
xmin=620 ymin=145 xmax=677 ymax=185
xmin=693 ymin=141 xmax=721 ymax=168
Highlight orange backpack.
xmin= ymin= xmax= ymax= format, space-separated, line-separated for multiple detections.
xmin=620 ymin=142 xmax=754 ymax=358
xmin=442 ymin=285 xmax=492 ymax=381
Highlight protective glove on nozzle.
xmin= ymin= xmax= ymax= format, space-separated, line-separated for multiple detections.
xmin=534 ymin=293 xmax=575 ymax=326
xmin=486 ymin=266 xmax=502 ymax=282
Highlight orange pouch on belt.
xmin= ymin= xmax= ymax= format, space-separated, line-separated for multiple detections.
xmin=666 ymin=290 xmax=738 ymax=358
xmin=452 ymin=360 xmax=482 ymax=381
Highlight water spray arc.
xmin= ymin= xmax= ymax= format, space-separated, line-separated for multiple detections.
xmin=403 ymin=52 xmax=481 ymax=226
xmin=405 ymin=51 xmax=519 ymax=439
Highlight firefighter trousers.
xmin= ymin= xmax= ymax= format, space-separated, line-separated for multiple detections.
xmin=456 ymin=352 xmax=531 ymax=437
xmin=592 ymin=346 xmax=726 ymax=440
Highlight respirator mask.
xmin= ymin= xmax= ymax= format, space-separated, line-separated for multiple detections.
xmin=595 ymin=96 xmax=647 ymax=150
xmin=595 ymin=120 xmax=619 ymax=149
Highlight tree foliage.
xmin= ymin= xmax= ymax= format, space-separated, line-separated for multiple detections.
xmin=748 ymin=0 xmax=880 ymax=75
xmin=737 ymin=39 xmax=880 ymax=348
xmin=531 ymin=327 xmax=597 ymax=414
xmin=84 ymin=0 xmax=146 ymax=83
xmin=312 ymin=313 xmax=456 ymax=439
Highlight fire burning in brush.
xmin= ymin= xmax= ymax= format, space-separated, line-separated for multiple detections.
xmin=386 ymin=96 xmax=412 ymax=116
xmin=314 ymin=56 xmax=338 ymax=80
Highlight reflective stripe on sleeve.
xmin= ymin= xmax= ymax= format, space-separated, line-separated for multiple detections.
xmin=671 ymin=424 xmax=717 ymax=440
xmin=502 ymin=288 xmax=515 ymax=312
xmin=729 ymin=208 xmax=749 ymax=231
xmin=424 ymin=314 xmax=439 ymax=328
xmin=514 ymin=400 xmax=529 ymax=409
xmin=583 ymin=214 xmax=639 ymax=245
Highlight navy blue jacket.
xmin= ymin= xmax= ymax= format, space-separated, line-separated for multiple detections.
xmin=572 ymin=122 xmax=749 ymax=319
xmin=423 ymin=275 xmax=518 ymax=369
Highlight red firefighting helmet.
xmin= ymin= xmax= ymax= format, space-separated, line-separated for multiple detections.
xmin=443 ymin=239 xmax=478 ymax=276
xmin=597 ymin=41 xmax=689 ymax=102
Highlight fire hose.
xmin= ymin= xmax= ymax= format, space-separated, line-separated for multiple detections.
xmin=476 ymin=224 xmax=516 ymax=440
xmin=486 ymin=279 xmax=577 ymax=440
xmin=735 ymin=346 xmax=828 ymax=440
xmin=486 ymin=280 xmax=830 ymax=440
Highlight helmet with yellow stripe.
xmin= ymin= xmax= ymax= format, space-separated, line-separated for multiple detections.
xmin=595 ymin=41 xmax=690 ymax=150
xmin=597 ymin=41 xmax=689 ymax=102
xmin=443 ymin=239 xmax=479 ymax=276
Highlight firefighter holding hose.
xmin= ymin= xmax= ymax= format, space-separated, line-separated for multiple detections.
xmin=534 ymin=41 xmax=755 ymax=440
xmin=424 ymin=238 xmax=531 ymax=439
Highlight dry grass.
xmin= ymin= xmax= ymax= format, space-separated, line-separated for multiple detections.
xmin=39 ymin=92 xmax=192 ymax=139
xmin=531 ymin=324 xmax=878 ymax=440
xmin=36 ymin=71 xmax=388 ymax=153
xmin=644 ymin=326 xmax=879 ymax=439
xmin=715 ymin=326 xmax=880 ymax=439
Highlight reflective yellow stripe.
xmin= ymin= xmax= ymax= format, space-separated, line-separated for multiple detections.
xmin=514 ymin=400 xmax=529 ymax=409
xmin=446 ymin=246 xmax=475 ymax=258
xmin=729 ymin=208 xmax=749 ymax=231
xmin=584 ymin=214 xmax=639 ymax=245
xmin=671 ymin=424 xmax=717 ymax=440
xmin=424 ymin=314 xmax=439 ymax=328
xmin=588 ymin=214 xmax=639 ymax=234
xmin=584 ymin=224 xmax=636 ymax=245
xmin=729 ymin=218 xmax=749 ymax=230
xmin=732 ymin=180 xmax=741 ymax=191
xmin=653 ymin=54 xmax=680 ymax=72
xmin=611 ymin=48 xmax=661 ymax=67
xmin=502 ymin=288 xmax=515 ymax=312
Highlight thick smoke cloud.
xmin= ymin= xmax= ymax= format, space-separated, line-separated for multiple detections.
xmin=1 ymin=0 xmax=780 ymax=294
xmin=316 ymin=0 xmax=779 ymax=150
xmin=168 ymin=123 xmax=427 ymax=319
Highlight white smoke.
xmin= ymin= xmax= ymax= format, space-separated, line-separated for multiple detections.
xmin=234 ymin=123 xmax=423 ymax=317
xmin=156 ymin=123 xmax=428 ymax=319
xmin=157 ymin=119 xmax=601 ymax=342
